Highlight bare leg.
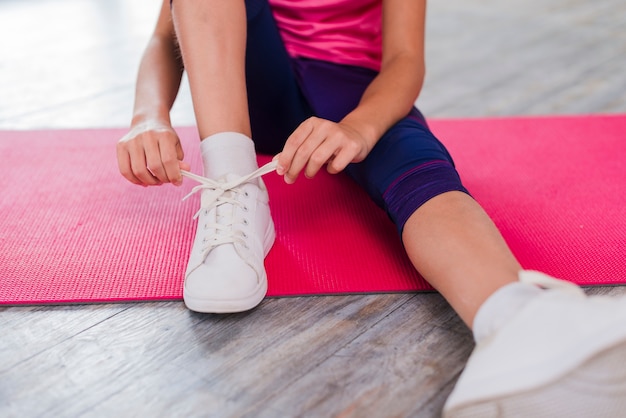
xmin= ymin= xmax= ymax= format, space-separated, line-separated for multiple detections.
xmin=402 ymin=191 xmax=522 ymax=327
xmin=432 ymin=193 xmax=626 ymax=417
xmin=171 ymin=1 xmax=272 ymax=313
xmin=170 ymin=1 xmax=519 ymax=323
xmin=171 ymin=0 xmax=250 ymax=138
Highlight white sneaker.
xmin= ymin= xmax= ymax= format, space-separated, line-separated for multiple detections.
xmin=180 ymin=161 xmax=277 ymax=313
xmin=443 ymin=271 xmax=626 ymax=417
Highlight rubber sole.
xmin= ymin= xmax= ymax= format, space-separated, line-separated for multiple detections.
xmin=445 ymin=339 xmax=626 ymax=417
xmin=183 ymin=219 xmax=276 ymax=314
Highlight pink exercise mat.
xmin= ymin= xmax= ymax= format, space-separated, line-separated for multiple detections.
xmin=0 ymin=115 xmax=624 ymax=305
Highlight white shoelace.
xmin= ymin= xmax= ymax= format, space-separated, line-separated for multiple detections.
xmin=180 ymin=160 xmax=277 ymax=257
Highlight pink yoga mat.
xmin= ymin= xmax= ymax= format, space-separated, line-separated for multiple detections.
xmin=0 ymin=115 xmax=624 ymax=305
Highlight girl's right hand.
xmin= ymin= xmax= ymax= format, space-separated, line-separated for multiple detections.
xmin=116 ymin=121 xmax=190 ymax=187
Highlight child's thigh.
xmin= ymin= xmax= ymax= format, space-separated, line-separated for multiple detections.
xmin=345 ymin=114 xmax=468 ymax=234
xmin=291 ymin=59 xmax=468 ymax=233
xmin=345 ymin=113 xmax=456 ymax=205
xmin=245 ymin=0 xmax=312 ymax=154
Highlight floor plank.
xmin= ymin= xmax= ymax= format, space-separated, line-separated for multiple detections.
xmin=256 ymin=295 xmax=473 ymax=418
xmin=0 ymin=305 xmax=129 ymax=373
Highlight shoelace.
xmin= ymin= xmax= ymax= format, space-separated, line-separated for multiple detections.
xmin=180 ymin=160 xmax=277 ymax=257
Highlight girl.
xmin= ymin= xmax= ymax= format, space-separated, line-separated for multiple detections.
xmin=116 ymin=0 xmax=626 ymax=415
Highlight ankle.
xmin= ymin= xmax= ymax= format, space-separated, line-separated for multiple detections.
xmin=472 ymin=278 xmax=543 ymax=344
xmin=200 ymin=132 xmax=258 ymax=179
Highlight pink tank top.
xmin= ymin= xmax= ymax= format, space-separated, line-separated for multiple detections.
xmin=268 ymin=0 xmax=382 ymax=71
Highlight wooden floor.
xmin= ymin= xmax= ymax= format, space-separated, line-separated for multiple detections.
xmin=1 ymin=1 xmax=625 ymax=416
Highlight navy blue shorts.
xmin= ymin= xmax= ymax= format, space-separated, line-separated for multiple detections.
xmin=244 ymin=0 xmax=469 ymax=234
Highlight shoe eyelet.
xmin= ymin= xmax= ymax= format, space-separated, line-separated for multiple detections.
xmin=243 ymin=206 xmax=249 ymax=212
xmin=243 ymin=219 xmax=249 ymax=225
xmin=244 ymin=191 xmax=249 ymax=197
xmin=242 ymin=232 xmax=248 ymax=238
xmin=203 ymin=224 xmax=208 ymax=230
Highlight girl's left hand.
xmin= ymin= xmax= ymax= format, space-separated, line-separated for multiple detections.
xmin=275 ymin=116 xmax=372 ymax=184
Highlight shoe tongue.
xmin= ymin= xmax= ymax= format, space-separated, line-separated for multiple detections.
xmin=215 ymin=174 xmax=239 ymax=230
xmin=222 ymin=173 xmax=239 ymax=183
xmin=215 ymin=199 xmax=234 ymax=229
xmin=200 ymin=173 xmax=256 ymax=231
xmin=222 ymin=173 xmax=259 ymax=188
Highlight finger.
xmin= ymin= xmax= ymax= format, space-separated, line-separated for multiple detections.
xmin=326 ymin=136 xmax=364 ymax=174
xmin=158 ymin=140 xmax=184 ymax=185
xmin=304 ymin=138 xmax=339 ymax=179
xmin=326 ymin=145 xmax=356 ymax=174
xmin=285 ymin=131 xmax=326 ymax=183
xmin=277 ymin=118 xmax=315 ymax=176
xmin=285 ymin=121 xmax=331 ymax=183
xmin=144 ymin=137 xmax=170 ymax=184
xmin=179 ymin=160 xmax=191 ymax=171
xmin=128 ymin=140 xmax=161 ymax=186
xmin=116 ymin=144 xmax=143 ymax=186
xmin=175 ymin=137 xmax=185 ymax=161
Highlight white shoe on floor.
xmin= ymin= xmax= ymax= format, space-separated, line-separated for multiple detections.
xmin=180 ymin=162 xmax=277 ymax=313
xmin=443 ymin=270 xmax=626 ymax=418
